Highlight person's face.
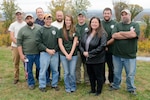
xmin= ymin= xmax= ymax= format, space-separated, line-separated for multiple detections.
xmin=44 ymin=17 xmax=52 ymax=26
xmin=36 ymin=8 xmax=44 ymax=19
xmin=103 ymin=10 xmax=112 ymax=21
xmin=77 ymin=14 xmax=86 ymax=24
xmin=16 ymin=12 xmax=23 ymax=20
xmin=25 ymin=16 xmax=34 ymax=26
xmin=65 ymin=16 xmax=72 ymax=27
xmin=121 ymin=12 xmax=131 ymax=24
xmin=90 ymin=18 xmax=99 ymax=30
xmin=56 ymin=11 xmax=64 ymax=22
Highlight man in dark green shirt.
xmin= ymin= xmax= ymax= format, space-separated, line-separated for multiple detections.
xmin=102 ymin=7 xmax=116 ymax=85
xmin=17 ymin=14 xmax=41 ymax=90
xmin=36 ymin=14 xmax=60 ymax=92
xmin=75 ymin=11 xmax=89 ymax=85
xmin=109 ymin=9 xmax=140 ymax=95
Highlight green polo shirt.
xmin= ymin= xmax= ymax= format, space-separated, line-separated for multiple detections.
xmin=75 ymin=23 xmax=88 ymax=41
xmin=58 ymin=28 xmax=79 ymax=56
xmin=17 ymin=24 xmax=41 ymax=55
xmin=102 ymin=20 xmax=116 ymax=53
xmin=36 ymin=26 xmax=59 ymax=52
xmin=112 ymin=22 xmax=140 ymax=58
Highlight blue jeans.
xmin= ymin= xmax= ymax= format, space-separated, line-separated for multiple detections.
xmin=39 ymin=52 xmax=59 ymax=88
xmin=25 ymin=54 xmax=40 ymax=86
xmin=112 ymin=55 xmax=136 ymax=91
xmin=60 ymin=54 xmax=77 ymax=92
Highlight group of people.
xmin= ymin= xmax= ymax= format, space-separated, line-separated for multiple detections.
xmin=8 ymin=7 xmax=140 ymax=96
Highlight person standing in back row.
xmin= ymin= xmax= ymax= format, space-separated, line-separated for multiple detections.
xmin=109 ymin=9 xmax=140 ymax=96
xmin=51 ymin=10 xmax=64 ymax=81
xmin=75 ymin=11 xmax=89 ymax=85
xmin=102 ymin=7 xmax=116 ymax=85
xmin=8 ymin=10 xmax=26 ymax=84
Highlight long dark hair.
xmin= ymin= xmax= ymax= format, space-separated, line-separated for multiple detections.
xmin=88 ymin=17 xmax=106 ymax=38
xmin=62 ymin=15 xmax=75 ymax=41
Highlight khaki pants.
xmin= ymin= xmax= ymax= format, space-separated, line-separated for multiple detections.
xmin=12 ymin=47 xmax=20 ymax=81
xmin=76 ymin=51 xmax=89 ymax=83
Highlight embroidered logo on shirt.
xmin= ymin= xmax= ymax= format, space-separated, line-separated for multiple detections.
xmin=52 ymin=30 xmax=56 ymax=35
xmin=85 ymin=27 xmax=89 ymax=32
xmin=110 ymin=25 xmax=114 ymax=29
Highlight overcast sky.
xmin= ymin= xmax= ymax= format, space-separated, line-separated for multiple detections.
xmin=0 ymin=0 xmax=149 ymax=12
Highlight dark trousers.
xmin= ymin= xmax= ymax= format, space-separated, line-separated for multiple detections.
xmin=86 ymin=63 xmax=104 ymax=93
xmin=104 ymin=52 xmax=114 ymax=83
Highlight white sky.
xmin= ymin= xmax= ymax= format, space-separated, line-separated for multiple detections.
xmin=0 ymin=0 xmax=149 ymax=12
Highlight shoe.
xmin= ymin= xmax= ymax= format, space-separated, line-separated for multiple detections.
xmin=13 ymin=80 xmax=19 ymax=84
xmin=39 ymin=88 xmax=47 ymax=92
xmin=51 ymin=86 xmax=60 ymax=91
xmin=46 ymin=83 xmax=51 ymax=87
xmin=28 ymin=85 xmax=35 ymax=90
xmin=95 ymin=92 xmax=101 ymax=96
xmin=109 ymin=86 xmax=118 ymax=91
xmin=129 ymin=90 xmax=137 ymax=95
xmin=88 ymin=90 xmax=96 ymax=94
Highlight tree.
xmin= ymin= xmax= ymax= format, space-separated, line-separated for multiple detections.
xmin=113 ymin=1 xmax=128 ymax=22
xmin=142 ymin=15 xmax=150 ymax=38
xmin=0 ymin=0 xmax=19 ymax=32
xmin=48 ymin=0 xmax=90 ymax=22
xmin=128 ymin=4 xmax=143 ymax=21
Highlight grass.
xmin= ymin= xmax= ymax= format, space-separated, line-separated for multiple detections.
xmin=0 ymin=46 xmax=150 ymax=100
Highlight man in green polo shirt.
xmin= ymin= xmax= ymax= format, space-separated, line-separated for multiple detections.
xmin=109 ymin=9 xmax=140 ymax=95
xmin=75 ymin=11 xmax=89 ymax=85
xmin=17 ymin=14 xmax=41 ymax=90
xmin=36 ymin=14 xmax=60 ymax=92
xmin=102 ymin=7 xmax=116 ymax=85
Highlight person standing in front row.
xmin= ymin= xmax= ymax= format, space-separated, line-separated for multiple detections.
xmin=75 ymin=11 xmax=89 ymax=85
xmin=58 ymin=15 xmax=78 ymax=93
xmin=51 ymin=10 xmax=64 ymax=81
xmin=8 ymin=10 xmax=26 ymax=84
xmin=102 ymin=7 xmax=116 ymax=85
xmin=109 ymin=9 xmax=140 ymax=95
xmin=36 ymin=14 xmax=60 ymax=92
xmin=17 ymin=14 xmax=41 ymax=90
xmin=79 ymin=17 xmax=107 ymax=96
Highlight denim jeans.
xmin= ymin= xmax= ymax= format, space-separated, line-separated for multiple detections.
xmin=112 ymin=55 xmax=136 ymax=91
xmin=39 ymin=52 xmax=59 ymax=88
xmin=25 ymin=54 xmax=40 ymax=86
xmin=60 ymin=54 xmax=77 ymax=92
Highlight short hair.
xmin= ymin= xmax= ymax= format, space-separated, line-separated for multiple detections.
xmin=103 ymin=7 xmax=112 ymax=14
xmin=36 ymin=7 xmax=43 ymax=13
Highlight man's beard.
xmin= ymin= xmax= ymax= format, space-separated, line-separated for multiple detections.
xmin=122 ymin=18 xmax=129 ymax=24
xmin=57 ymin=19 xmax=63 ymax=22
xmin=104 ymin=17 xmax=110 ymax=22
xmin=27 ymin=21 xmax=33 ymax=26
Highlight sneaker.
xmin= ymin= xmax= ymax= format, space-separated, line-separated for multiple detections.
xmin=95 ymin=92 xmax=101 ymax=96
xmin=28 ymin=85 xmax=35 ymax=90
xmin=51 ymin=86 xmax=60 ymax=91
xmin=109 ymin=86 xmax=118 ymax=91
xmin=129 ymin=90 xmax=137 ymax=95
xmin=39 ymin=88 xmax=47 ymax=92
xmin=88 ymin=90 xmax=96 ymax=94
xmin=46 ymin=83 xmax=51 ymax=87
xmin=13 ymin=80 xmax=19 ymax=84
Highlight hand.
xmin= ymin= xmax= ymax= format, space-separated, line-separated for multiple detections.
xmin=46 ymin=49 xmax=55 ymax=55
xmin=20 ymin=54 xmax=26 ymax=62
xmin=66 ymin=54 xmax=72 ymax=60
xmin=83 ymin=52 xmax=89 ymax=58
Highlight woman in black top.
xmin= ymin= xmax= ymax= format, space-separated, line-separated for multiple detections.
xmin=79 ymin=17 xmax=107 ymax=96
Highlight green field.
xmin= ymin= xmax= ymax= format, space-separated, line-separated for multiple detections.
xmin=0 ymin=46 xmax=150 ymax=100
